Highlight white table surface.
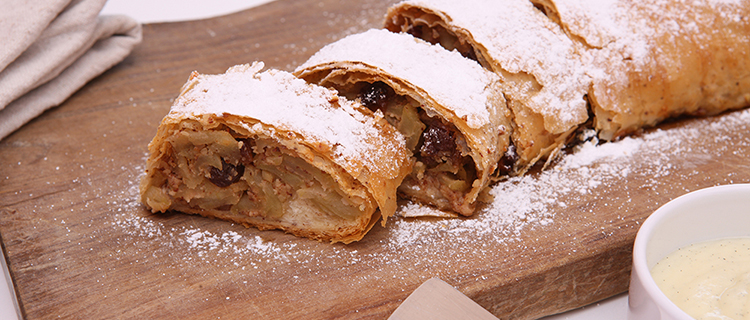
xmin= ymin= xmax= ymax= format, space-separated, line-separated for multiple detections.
xmin=0 ymin=1 xmax=631 ymax=319
xmin=101 ymin=0 xmax=275 ymax=23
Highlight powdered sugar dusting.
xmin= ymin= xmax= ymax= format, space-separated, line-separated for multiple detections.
xmin=708 ymin=0 xmax=742 ymax=4
xmin=297 ymin=29 xmax=499 ymax=129
xmin=558 ymin=0 xmax=749 ymax=88
xmin=113 ymin=109 xmax=750 ymax=275
xmin=394 ymin=0 xmax=590 ymax=134
xmin=557 ymin=135 xmax=640 ymax=170
xmin=551 ymin=0 xmax=746 ymax=52
xmin=169 ymin=62 xmax=406 ymax=171
xmin=550 ymin=0 xmax=630 ymax=50
xmin=383 ymin=110 xmax=749 ymax=250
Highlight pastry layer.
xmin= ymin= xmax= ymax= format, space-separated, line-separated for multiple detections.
xmin=141 ymin=62 xmax=412 ymax=243
xmin=529 ymin=0 xmax=750 ymax=140
xmin=296 ymin=29 xmax=511 ymax=216
xmin=385 ymin=0 xmax=592 ymax=173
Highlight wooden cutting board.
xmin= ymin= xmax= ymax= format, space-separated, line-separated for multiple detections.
xmin=1 ymin=0 xmax=749 ymax=319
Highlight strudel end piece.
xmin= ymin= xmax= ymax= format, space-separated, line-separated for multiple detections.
xmin=140 ymin=62 xmax=412 ymax=243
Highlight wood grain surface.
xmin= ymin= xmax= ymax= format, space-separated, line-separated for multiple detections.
xmin=1 ymin=0 xmax=749 ymax=319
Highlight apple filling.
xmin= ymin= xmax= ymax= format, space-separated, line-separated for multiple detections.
xmin=142 ymin=120 xmax=374 ymax=225
xmin=354 ymin=81 xmax=479 ymax=215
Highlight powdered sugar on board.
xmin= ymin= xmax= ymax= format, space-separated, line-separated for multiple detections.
xmin=168 ymin=62 xmax=407 ymax=170
xmin=108 ymin=109 xmax=750 ymax=287
xmin=296 ymin=29 xmax=499 ymax=129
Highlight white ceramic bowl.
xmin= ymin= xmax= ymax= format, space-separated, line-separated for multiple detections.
xmin=627 ymin=183 xmax=750 ymax=320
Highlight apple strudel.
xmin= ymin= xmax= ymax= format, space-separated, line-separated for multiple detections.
xmin=530 ymin=0 xmax=750 ymax=140
xmin=140 ymin=62 xmax=412 ymax=243
xmin=384 ymin=0 xmax=592 ymax=174
xmin=295 ymin=29 xmax=511 ymax=216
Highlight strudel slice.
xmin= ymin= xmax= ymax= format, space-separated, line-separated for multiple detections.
xmin=295 ymin=29 xmax=511 ymax=216
xmin=140 ymin=62 xmax=412 ymax=243
xmin=530 ymin=0 xmax=750 ymax=140
xmin=385 ymin=0 xmax=592 ymax=174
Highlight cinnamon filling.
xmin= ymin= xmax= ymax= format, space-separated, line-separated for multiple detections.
xmin=143 ymin=120 xmax=372 ymax=221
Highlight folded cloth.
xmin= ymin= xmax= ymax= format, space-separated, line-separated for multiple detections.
xmin=0 ymin=0 xmax=142 ymax=140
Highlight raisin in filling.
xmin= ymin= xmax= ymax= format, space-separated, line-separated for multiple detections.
xmin=352 ymin=78 xmax=486 ymax=212
xmin=359 ymin=81 xmax=393 ymax=113
xmin=239 ymin=138 xmax=254 ymax=164
xmin=418 ymin=116 xmax=460 ymax=168
xmin=358 ymin=81 xmax=478 ymax=212
xmin=496 ymin=144 xmax=518 ymax=176
xmin=208 ymin=138 xmax=254 ymax=188
xmin=359 ymin=82 xmax=467 ymax=173
xmin=209 ymin=159 xmax=244 ymax=187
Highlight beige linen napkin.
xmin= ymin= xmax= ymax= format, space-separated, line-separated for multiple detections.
xmin=0 ymin=0 xmax=142 ymax=140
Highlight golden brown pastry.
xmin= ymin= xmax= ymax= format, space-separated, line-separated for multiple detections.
xmin=140 ymin=62 xmax=412 ymax=243
xmin=295 ymin=29 xmax=511 ymax=216
xmin=384 ymin=0 xmax=592 ymax=174
xmin=530 ymin=0 xmax=750 ymax=140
